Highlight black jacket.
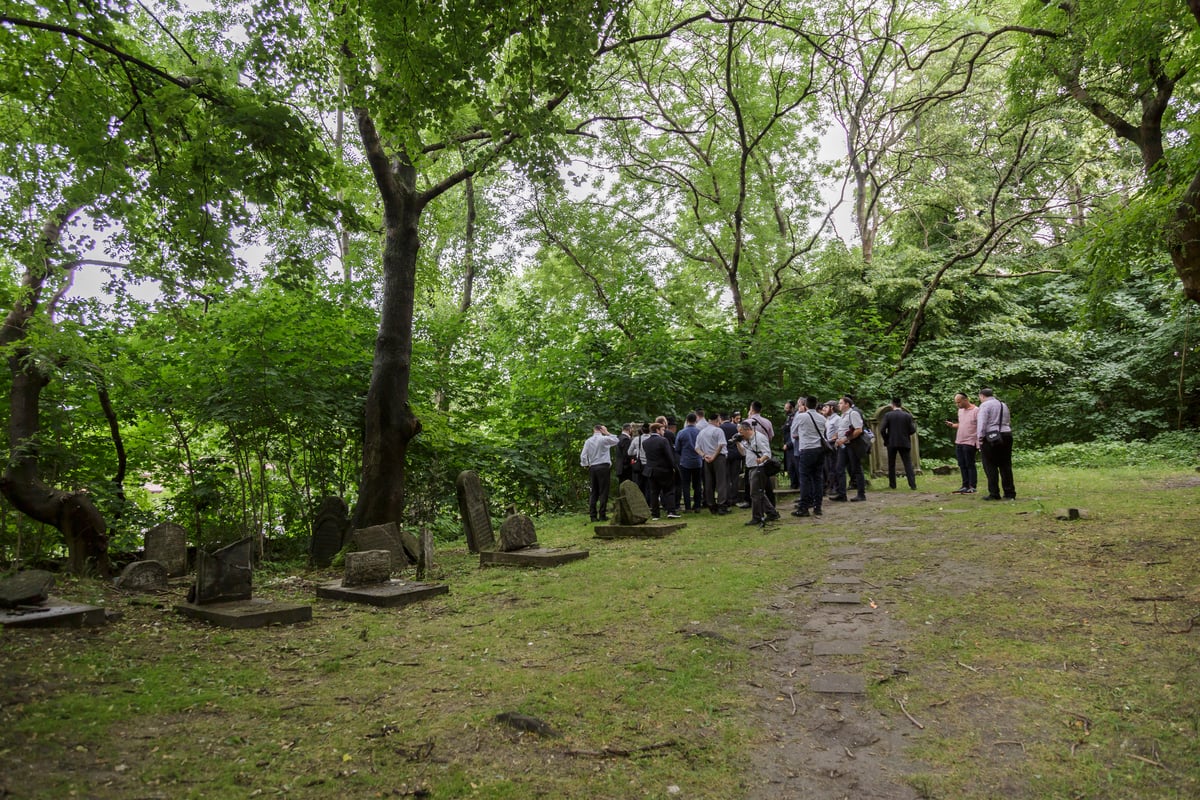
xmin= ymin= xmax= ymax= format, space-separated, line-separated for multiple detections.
xmin=642 ymin=433 xmax=677 ymax=478
xmin=881 ymin=408 xmax=916 ymax=449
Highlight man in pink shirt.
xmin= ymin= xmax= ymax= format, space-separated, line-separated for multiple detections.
xmin=945 ymin=392 xmax=979 ymax=494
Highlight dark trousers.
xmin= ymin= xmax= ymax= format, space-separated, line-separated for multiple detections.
xmin=824 ymin=448 xmax=839 ymax=495
xmin=785 ymin=446 xmax=801 ymax=489
xmin=980 ymin=433 xmax=1015 ymax=499
xmin=702 ymin=457 xmax=727 ymax=508
xmin=841 ymin=442 xmax=867 ymax=499
xmin=726 ymin=456 xmax=744 ymax=503
xmin=588 ymin=464 xmax=612 ymax=520
xmin=887 ymin=446 xmax=916 ymax=489
xmin=797 ymin=448 xmax=825 ymax=512
xmin=679 ymin=466 xmax=703 ymax=510
xmin=955 ymin=444 xmax=978 ymax=490
xmin=748 ymin=467 xmax=777 ymax=521
xmin=649 ymin=470 xmax=677 ymax=517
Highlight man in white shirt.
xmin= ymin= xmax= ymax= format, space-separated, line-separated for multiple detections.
xmin=694 ymin=411 xmax=730 ymax=514
xmin=580 ymin=424 xmax=619 ymax=522
xmin=736 ymin=421 xmax=779 ymax=526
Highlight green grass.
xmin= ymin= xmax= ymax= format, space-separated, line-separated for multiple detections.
xmin=2 ymin=465 xmax=1198 ymax=798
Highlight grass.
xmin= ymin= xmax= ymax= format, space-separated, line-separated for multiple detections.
xmin=1 ymin=465 xmax=1198 ymax=799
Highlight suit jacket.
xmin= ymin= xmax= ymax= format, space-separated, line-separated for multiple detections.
xmin=881 ymin=408 xmax=916 ymax=449
xmin=642 ymin=433 xmax=678 ymax=478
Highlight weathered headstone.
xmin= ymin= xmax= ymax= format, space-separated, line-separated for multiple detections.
xmin=456 ymin=470 xmax=495 ymax=553
xmin=114 ymin=560 xmax=169 ymax=592
xmin=189 ymin=538 xmax=255 ymax=604
xmin=343 ymin=550 xmax=392 ymax=587
xmin=0 ymin=569 xmax=55 ymax=608
xmin=177 ymin=537 xmax=311 ymax=628
xmin=309 ymin=496 xmax=350 ymax=568
xmin=350 ymin=523 xmax=409 ymax=571
xmin=615 ymin=480 xmax=651 ymax=525
xmin=417 ymin=527 xmax=434 ymax=580
xmin=144 ymin=522 xmax=188 ymax=577
xmin=498 ymin=514 xmax=538 ymax=552
xmin=398 ymin=528 xmax=421 ymax=564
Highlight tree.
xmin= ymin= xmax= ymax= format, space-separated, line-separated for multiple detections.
xmin=0 ymin=1 xmax=337 ymax=571
xmin=1009 ymin=0 xmax=1200 ymax=302
xmin=318 ymin=0 xmax=622 ymax=531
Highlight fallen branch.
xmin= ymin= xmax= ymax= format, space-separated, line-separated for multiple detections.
xmin=750 ymin=638 xmax=784 ymax=651
xmin=897 ymin=698 xmax=925 ymax=730
xmin=956 ymin=661 xmax=979 ymax=672
xmin=788 ymin=579 xmax=817 ymax=589
xmin=1131 ymin=595 xmax=1183 ymax=602
xmin=993 ymin=740 xmax=1026 ymax=753
xmin=1129 ymin=754 xmax=1179 ymax=777
xmin=564 ymin=740 xmax=678 ymax=759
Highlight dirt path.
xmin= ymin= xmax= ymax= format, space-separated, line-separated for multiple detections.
xmin=743 ymin=488 xmax=938 ymax=799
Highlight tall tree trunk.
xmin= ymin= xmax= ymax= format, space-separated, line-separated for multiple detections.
xmin=0 ymin=210 xmax=110 ymax=575
xmin=351 ymin=108 xmax=424 ymax=530
xmin=1172 ymin=167 xmax=1200 ymax=303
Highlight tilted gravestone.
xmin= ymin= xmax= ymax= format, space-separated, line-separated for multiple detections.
xmin=0 ymin=570 xmax=55 ymax=608
xmin=144 ymin=522 xmax=188 ymax=577
xmin=0 ymin=569 xmax=107 ymax=629
xmin=498 ymin=514 xmax=538 ymax=552
xmin=456 ymin=470 xmax=495 ymax=553
xmin=343 ymin=550 xmax=392 ymax=587
xmin=615 ymin=480 xmax=652 ymax=525
xmin=310 ymin=496 xmax=350 ymax=568
xmin=114 ymin=560 xmax=169 ymax=592
xmin=350 ymin=523 xmax=409 ymax=571
xmin=189 ymin=538 xmax=255 ymax=604
xmin=177 ymin=537 xmax=311 ymax=628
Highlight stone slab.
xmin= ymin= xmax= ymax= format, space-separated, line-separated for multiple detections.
xmin=593 ymin=522 xmax=686 ymax=539
xmin=821 ymin=576 xmax=862 ymax=585
xmin=810 ymin=673 xmax=867 ymax=694
xmin=479 ymin=547 xmax=590 ymax=568
xmin=830 ymin=560 xmax=866 ymax=571
xmin=175 ymin=598 xmax=312 ymax=628
xmin=818 ymin=593 xmax=862 ymax=604
xmin=829 ymin=547 xmax=864 ymax=556
xmin=864 ymin=537 xmax=895 ymax=544
xmin=0 ymin=598 xmax=108 ymax=629
xmin=813 ymin=640 xmax=865 ymax=656
xmin=315 ymin=580 xmax=449 ymax=608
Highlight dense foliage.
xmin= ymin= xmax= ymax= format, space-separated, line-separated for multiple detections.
xmin=0 ymin=0 xmax=1196 ymax=568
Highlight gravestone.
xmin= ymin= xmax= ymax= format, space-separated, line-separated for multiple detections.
xmin=316 ymin=546 xmax=449 ymax=608
xmin=479 ymin=512 xmax=590 ymax=568
xmin=114 ymin=560 xmax=169 ymax=592
xmin=350 ymin=523 xmax=408 ymax=571
xmin=593 ymin=480 xmax=686 ymax=539
xmin=456 ymin=470 xmax=495 ymax=553
xmin=0 ymin=570 xmax=107 ymax=629
xmin=343 ymin=550 xmax=391 ymax=587
xmin=417 ymin=527 xmax=435 ymax=580
xmin=0 ymin=569 xmax=55 ymax=608
xmin=309 ymin=496 xmax=350 ymax=568
xmin=144 ymin=522 xmax=188 ymax=577
xmin=498 ymin=514 xmax=538 ymax=551
xmin=615 ymin=481 xmax=651 ymax=525
xmin=176 ymin=537 xmax=311 ymax=628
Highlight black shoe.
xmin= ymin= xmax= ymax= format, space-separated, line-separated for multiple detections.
xmin=951 ymin=487 xmax=968 ymax=494
xmin=982 ymin=495 xmax=1001 ymax=501
xmin=791 ymin=509 xmax=810 ymax=517
xmin=850 ymin=496 xmax=866 ymax=502
xmin=745 ymin=518 xmax=763 ymax=526
xmin=598 ymin=516 xmax=608 ymax=521
xmin=831 ymin=495 xmax=848 ymax=502
xmin=717 ymin=507 xmax=731 ymax=515
xmin=765 ymin=513 xmax=780 ymax=521
xmin=1005 ymin=496 xmax=1017 ymax=501
xmin=889 ymin=484 xmax=897 ymax=490
xmin=813 ymin=508 xmax=823 ymax=516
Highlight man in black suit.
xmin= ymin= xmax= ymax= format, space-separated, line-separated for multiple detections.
xmin=881 ymin=398 xmax=918 ymax=490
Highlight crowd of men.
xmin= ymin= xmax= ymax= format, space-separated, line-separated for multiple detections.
xmin=579 ymin=389 xmax=1016 ymax=527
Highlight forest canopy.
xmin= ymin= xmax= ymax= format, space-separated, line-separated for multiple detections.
xmin=0 ymin=0 xmax=1196 ymax=571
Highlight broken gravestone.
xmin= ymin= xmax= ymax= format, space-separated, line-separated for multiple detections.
xmin=343 ymin=550 xmax=392 ymax=587
xmin=144 ymin=521 xmax=188 ymax=577
xmin=310 ymin=496 xmax=350 ymax=568
xmin=316 ymin=548 xmax=449 ymax=608
xmin=350 ymin=523 xmax=409 ymax=571
xmin=0 ymin=570 xmax=108 ymax=629
xmin=176 ymin=537 xmax=311 ymax=629
xmin=498 ymin=514 xmax=538 ymax=551
xmin=456 ymin=470 xmax=495 ymax=553
xmin=114 ymin=560 xmax=169 ymax=592
xmin=480 ymin=512 xmax=590 ymax=568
